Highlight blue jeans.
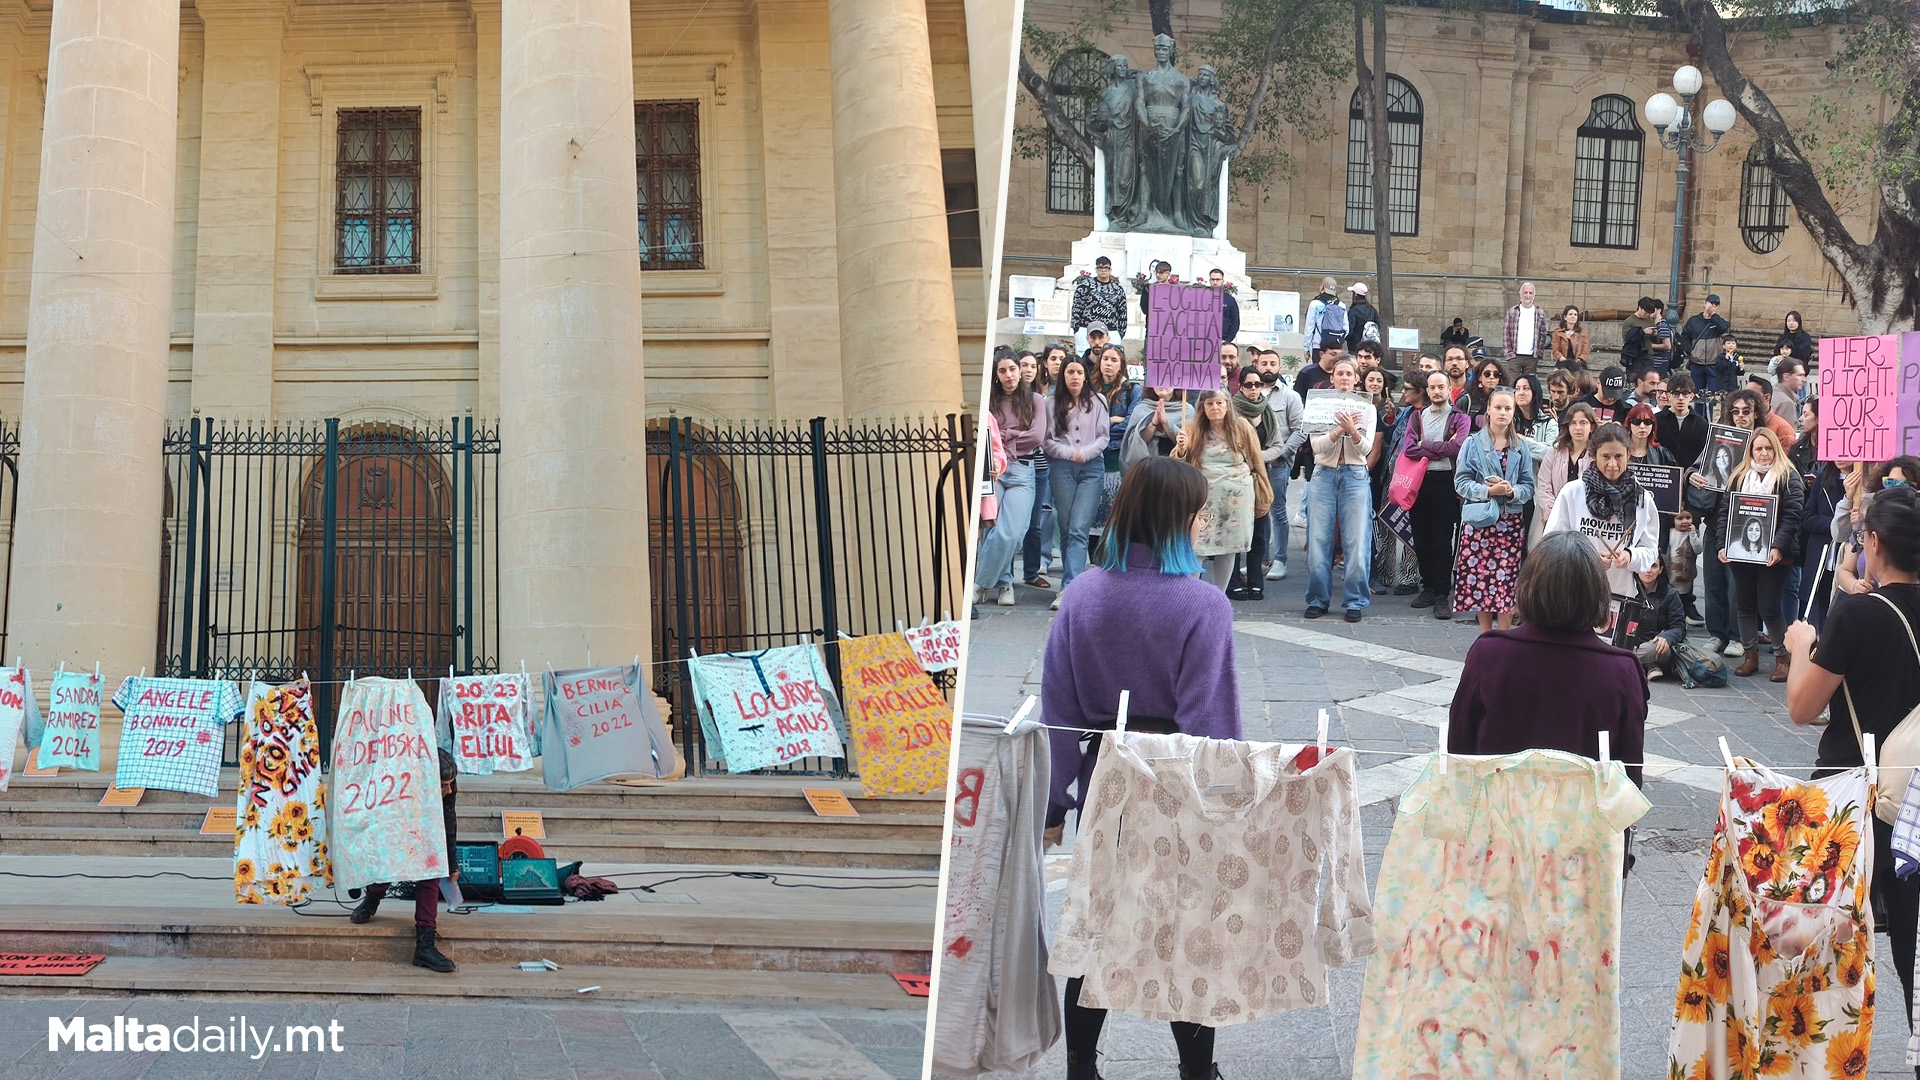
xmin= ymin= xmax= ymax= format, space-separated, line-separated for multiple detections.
xmin=1049 ymin=457 xmax=1106 ymax=587
xmin=1306 ymin=464 xmax=1373 ymax=612
xmin=1023 ymin=459 xmax=1055 ymax=581
xmin=975 ymin=459 xmax=1038 ymax=592
xmin=1266 ymin=463 xmax=1291 ymax=564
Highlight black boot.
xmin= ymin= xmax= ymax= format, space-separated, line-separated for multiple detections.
xmin=412 ymin=926 xmax=454 ymax=973
xmin=349 ymin=891 xmax=381 ymax=924
xmin=1177 ymin=1067 xmax=1222 ymax=1079
xmin=1066 ymin=1049 xmax=1102 ymax=1080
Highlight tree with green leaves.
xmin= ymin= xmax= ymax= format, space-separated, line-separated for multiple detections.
xmin=1650 ymin=0 xmax=1918 ymax=332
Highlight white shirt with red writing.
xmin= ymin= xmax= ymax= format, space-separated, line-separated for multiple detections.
xmin=111 ymin=676 xmax=244 ymax=797
xmin=437 ymin=673 xmax=538 ymax=774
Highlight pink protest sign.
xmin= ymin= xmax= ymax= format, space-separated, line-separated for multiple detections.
xmin=1145 ymin=283 xmax=1223 ymax=392
xmin=1820 ymin=334 xmax=1900 ymax=462
xmin=1898 ymin=333 xmax=1920 ymax=456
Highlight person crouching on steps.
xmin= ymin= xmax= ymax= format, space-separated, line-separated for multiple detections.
xmin=350 ymin=750 xmax=458 ymax=972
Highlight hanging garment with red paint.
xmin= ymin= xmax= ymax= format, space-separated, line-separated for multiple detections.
xmin=1353 ymin=750 xmax=1648 ymax=1079
xmin=932 ymin=712 xmax=1060 ymax=1076
xmin=1666 ymin=760 xmax=1874 ymax=1080
xmin=436 ymin=673 xmax=538 ymax=774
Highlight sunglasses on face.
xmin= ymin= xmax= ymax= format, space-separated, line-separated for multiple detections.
xmin=1730 ymin=407 xmax=1754 ymax=416
xmin=1241 ymin=380 xmax=1263 ymax=389
xmin=1630 ymin=419 xmax=1653 ymax=427
xmin=1887 ymin=478 xmax=1910 ymax=489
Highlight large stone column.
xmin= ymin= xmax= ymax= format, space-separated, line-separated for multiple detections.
xmin=13 ymin=0 xmax=179 ymax=674
xmin=752 ymin=0 xmax=845 ymax=418
xmin=498 ymin=0 xmax=650 ymax=668
xmin=964 ymin=0 xmax=1016 ymax=295
xmin=826 ymin=0 xmax=962 ymax=419
xmin=189 ymin=0 xmax=286 ymax=420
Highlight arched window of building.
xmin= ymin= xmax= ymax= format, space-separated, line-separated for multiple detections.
xmin=1571 ymin=94 xmax=1644 ymax=248
xmin=1345 ymin=75 xmax=1423 ymax=235
xmin=1740 ymin=140 xmax=1791 ymax=254
xmin=1045 ymin=49 xmax=1106 ymax=215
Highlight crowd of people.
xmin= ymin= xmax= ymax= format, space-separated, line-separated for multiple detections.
xmin=979 ymin=276 xmax=1833 ymax=689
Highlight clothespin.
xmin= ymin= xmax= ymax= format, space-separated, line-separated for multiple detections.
xmin=406 ymin=667 xmax=413 ymax=682
xmin=1863 ymin=733 xmax=1878 ymax=789
xmin=449 ymin=664 xmax=455 ymax=680
xmin=519 ymin=660 xmax=527 ymax=676
xmin=1317 ymin=709 xmax=1329 ymax=756
xmin=248 ymin=668 xmax=256 ymax=685
xmin=1718 ymin=736 xmax=1736 ymax=772
xmin=1004 ymin=696 xmax=1037 ymax=734
xmin=1436 ymin=719 xmax=1448 ymax=775
xmin=837 ymin=631 xmax=853 ymax=640
xmin=93 ymin=661 xmax=100 ymax=680
xmin=350 ymin=668 xmax=356 ymax=682
xmin=942 ymin=609 xmax=951 ymax=622
xmin=632 ymin=654 xmax=640 ymax=672
xmin=138 ymin=666 xmax=146 ymax=678
xmin=301 ymin=671 xmax=309 ymax=684
xmin=1598 ymin=731 xmax=1610 ymax=764
xmin=586 ymin=647 xmax=592 ymax=667
xmin=1114 ymin=689 xmax=1131 ymax=737
xmin=896 ymin=620 xmax=906 ymax=634
xmin=56 ymin=661 xmax=63 ymax=676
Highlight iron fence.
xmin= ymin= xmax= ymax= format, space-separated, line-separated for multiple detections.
xmin=648 ymin=413 xmax=975 ymax=776
xmin=0 ymin=423 xmax=18 ymax=662
xmin=159 ymin=417 xmax=501 ymax=760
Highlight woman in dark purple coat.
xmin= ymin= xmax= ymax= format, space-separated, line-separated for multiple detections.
xmin=1447 ymin=531 xmax=1649 ymax=788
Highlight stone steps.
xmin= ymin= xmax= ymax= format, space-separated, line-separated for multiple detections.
xmin=0 ymin=827 xmax=938 ymax=868
xmin=0 ymin=802 xmax=939 ymax=840
xmin=0 ymin=902 xmax=933 ymax=975
xmin=0 ymin=955 xmax=925 ymax=1010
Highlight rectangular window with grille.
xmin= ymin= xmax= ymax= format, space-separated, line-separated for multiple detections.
xmin=636 ymin=101 xmax=703 ymax=271
xmin=335 ymin=109 xmax=422 ymax=274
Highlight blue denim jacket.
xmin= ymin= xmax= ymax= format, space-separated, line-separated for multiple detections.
xmin=1454 ymin=429 xmax=1536 ymax=524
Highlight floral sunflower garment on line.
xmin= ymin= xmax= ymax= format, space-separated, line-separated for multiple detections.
xmin=233 ymin=679 xmax=331 ymax=905
xmin=1667 ymin=761 xmax=1875 ymax=1080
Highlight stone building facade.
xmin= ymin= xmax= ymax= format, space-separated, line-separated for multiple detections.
xmin=1007 ymin=0 xmax=1874 ymax=351
xmin=0 ymin=0 xmax=1011 ymax=685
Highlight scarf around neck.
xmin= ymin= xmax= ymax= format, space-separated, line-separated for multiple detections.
xmin=1581 ymin=460 xmax=1643 ymax=526
xmin=1231 ymin=391 xmax=1268 ymax=427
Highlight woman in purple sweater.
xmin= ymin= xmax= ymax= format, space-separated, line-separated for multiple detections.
xmin=1042 ymin=455 xmax=1242 ymax=1080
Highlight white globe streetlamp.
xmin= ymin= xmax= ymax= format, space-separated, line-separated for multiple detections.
xmin=1644 ymin=67 xmax=1737 ymax=320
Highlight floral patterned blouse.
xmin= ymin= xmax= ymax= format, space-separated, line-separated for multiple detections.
xmin=1667 ymin=760 xmax=1875 ymax=1080
xmin=1050 ymin=732 xmax=1375 ymax=1026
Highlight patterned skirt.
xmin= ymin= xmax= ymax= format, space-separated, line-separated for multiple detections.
xmin=1452 ymin=514 xmax=1525 ymax=613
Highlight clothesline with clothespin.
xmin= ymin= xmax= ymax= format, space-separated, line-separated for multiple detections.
xmin=994 ymin=692 xmax=1881 ymax=776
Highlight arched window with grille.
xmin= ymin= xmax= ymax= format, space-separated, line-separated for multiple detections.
xmin=1740 ymin=141 xmax=1790 ymax=254
xmin=1571 ymin=95 xmax=1643 ymax=248
xmin=1345 ymin=75 xmax=1422 ymax=235
xmin=1045 ymin=49 xmax=1105 ymax=215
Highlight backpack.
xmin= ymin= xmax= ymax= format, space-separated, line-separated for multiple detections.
xmin=1844 ymin=592 xmax=1920 ymax=824
xmin=1674 ymin=642 xmax=1728 ymax=689
xmin=1319 ymin=300 xmax=1348 ymax=339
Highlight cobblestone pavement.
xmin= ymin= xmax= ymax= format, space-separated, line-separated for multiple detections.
xmin=0 ymin=999 xmax=924 ymax=1080
xmin=952 ymin=560 xmax=1920 ymax=1079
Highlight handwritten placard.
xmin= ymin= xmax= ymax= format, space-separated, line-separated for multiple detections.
xmin=503 ymin=810 xmax=547 ymax=839
xmin=1301 ymin=389 xmax=1378 ymax=435
xmin=0 ymin=953 xmax=104 ymax=976
xmin=98 ymin=786 xmax=144 ymax=807
xmin=837 ymin=632 xmax=952 ymax=796
xmin=22 ymin=749 xmax=56 ymax=777
xmin=439 ymin=673 xmax=536 ymax=774
xmin=37 ymin=670 xmax=103 ymax=772
xmin=1387 ymin=326 xmax=1421 ymax=351
xmin=200 ymin=807 xmax=236 ymax=835
xmin=1145 ymin=283 xmax=1224 ymax=392
xmin=1898 ymin=332 xmax=1920 ymax=456
xmin=803 ymin=788 xmax=860 ymax=817
xmin=686 ymin=646 xmax=847 ymax=773
xmin=329 ymin=678 xmax=447 ymax=892
xmin=893 ymin=973 xmax=932 ymax=997
xmin=903 ymin=620 xmax=962 ymax=673
xmin=1820 ymin=334 xmax=1900 ymax=462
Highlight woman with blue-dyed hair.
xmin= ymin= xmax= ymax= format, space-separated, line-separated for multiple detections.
xmin=1041 ymin=453 xmax=1243 ymax=1080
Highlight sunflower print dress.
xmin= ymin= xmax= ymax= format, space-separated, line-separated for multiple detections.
xmin=233 ymin=679 xmax=332 ymax=905
xmin=1667 ymin=760 xmax=1874 ymax=1080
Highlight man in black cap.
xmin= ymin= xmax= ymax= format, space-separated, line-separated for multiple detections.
xmin=1070 ymin=255 xmax=1128 ymax=352
xmin=1580 ymin=365 xmax=1632 ymax=425
xmin=1679 ymin=294 xmax=1732 ymax=392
